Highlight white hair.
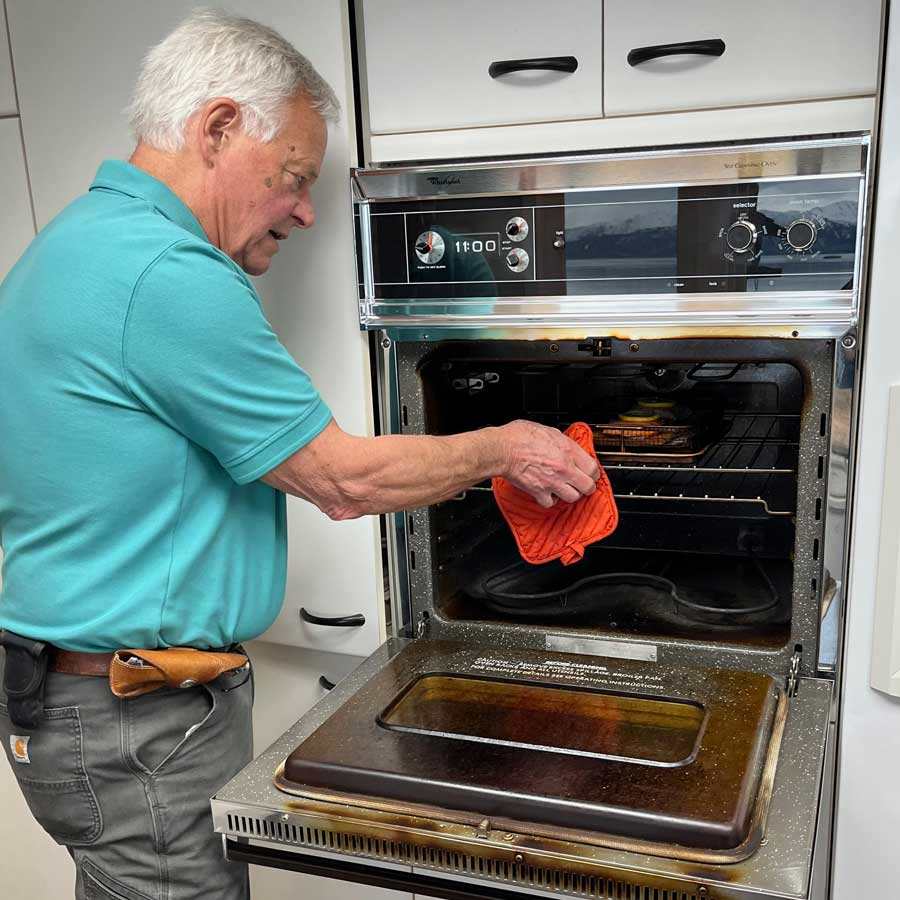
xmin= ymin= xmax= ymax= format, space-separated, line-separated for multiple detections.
xmin=127 ymin=8 xmax=340 ymax=152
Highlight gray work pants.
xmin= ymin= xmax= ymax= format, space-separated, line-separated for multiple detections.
xmin=0 ymin=653 xmax=253 ymax=899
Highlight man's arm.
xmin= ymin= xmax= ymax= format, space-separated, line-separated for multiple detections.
xmin=261 ymin=419 xmax=599 ymax=519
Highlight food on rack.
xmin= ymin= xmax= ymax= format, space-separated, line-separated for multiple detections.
xmin=617 ymin=409 xmax=661 ymax=424
xmin=637 ymin=398 xmax=678 ymax=421
xmin=492 ymin=421 xmax=618 ymax=566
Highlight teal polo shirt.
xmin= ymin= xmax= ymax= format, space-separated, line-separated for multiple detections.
xmin=0 ymin=160 xmax=332 ymax=651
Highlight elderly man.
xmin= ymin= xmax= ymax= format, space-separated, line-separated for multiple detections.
xmin=0 ymin=10 xmax=598 ymax=899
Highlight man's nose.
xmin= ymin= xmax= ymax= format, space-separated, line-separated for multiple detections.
xmin=292 ymin=197 xmax=316 ymax=229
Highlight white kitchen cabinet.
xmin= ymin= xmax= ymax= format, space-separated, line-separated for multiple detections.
xmin=6 ymin=0 xmax=384 ymax=657
xmin=0 ymin=3 xmax=16 ymax=115
xmin=0 ymin=117 xmax=34 ymax=279
xmin=604 ymin=0 xmax=880 ymax=117
xmin=360 ymin=0 xmax=603 ymax=133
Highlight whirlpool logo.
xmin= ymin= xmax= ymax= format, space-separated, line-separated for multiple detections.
xmin=426 ymin=175 xmax=462 ymax=186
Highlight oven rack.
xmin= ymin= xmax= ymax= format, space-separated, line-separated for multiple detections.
xmin=447 ymin=414 xmax=800 ymax=516
xmin=606 ymin=462 xmax=796 ymax=517
xmin=452 ymin=483 xmax=794 ymax=517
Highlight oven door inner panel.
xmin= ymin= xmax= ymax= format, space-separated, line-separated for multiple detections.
xmin=277 ymin=640 xmax=783 ymax=856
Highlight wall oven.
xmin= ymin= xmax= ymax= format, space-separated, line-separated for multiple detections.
xmin=213 ymin=135 xmax=869 ymax=900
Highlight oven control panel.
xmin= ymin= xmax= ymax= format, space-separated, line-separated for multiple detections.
xmin=363 ymin=175 xmax=862 ymax=301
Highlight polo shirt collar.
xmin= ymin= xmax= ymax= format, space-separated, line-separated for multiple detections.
xmin=90 ymin=159 xmax=208 ymax=242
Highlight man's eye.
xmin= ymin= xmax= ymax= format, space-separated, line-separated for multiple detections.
xmin=293 ymin=174 xmax=305 ymax=190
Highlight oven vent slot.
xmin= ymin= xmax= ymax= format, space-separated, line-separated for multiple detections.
xmin=225 ymin=814 xmax=701 ymax=900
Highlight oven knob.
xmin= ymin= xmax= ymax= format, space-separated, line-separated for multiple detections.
xmin=786 ymin=218 xmax=818 ymax=252
xmin=505 ymin=248 xmax=530 ymax=272
xmin=506 ymin=216 xmax=529 ymax=242
xmin=414 ymin=230 xmax=445 ymax=264
xmin=726 ymin=220 xmax=759 ymax=254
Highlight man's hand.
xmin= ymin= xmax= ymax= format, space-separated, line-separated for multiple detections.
xmin=496 ymin=420 xmax=600 ymax=508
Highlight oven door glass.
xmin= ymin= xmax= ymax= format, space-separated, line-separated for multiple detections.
xmin=378 ymin=673 xmax=705 ymax=765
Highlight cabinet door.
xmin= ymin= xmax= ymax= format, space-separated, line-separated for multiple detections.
xmin=6 ymin=0 xmax=384 ymax=656
xmin=361 ymin=0 xmax=603 ymax=133
xmin=605 ymin=0 xmax=880 ymax=116
xmin=0 ymin=3 xmax=16 ymax=115
xmin=0 ymin=118 xmax=34 ymax=279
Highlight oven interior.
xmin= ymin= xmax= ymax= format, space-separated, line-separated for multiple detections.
xmin=400 ymin=339 xmax=832 ymax=667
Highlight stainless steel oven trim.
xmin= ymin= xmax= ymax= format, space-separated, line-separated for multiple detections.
xmin=379 ymin=324 xmax=855 ymax=342
xmin=352 ymin=136 xmax=868 ymax=202
xmin=818 ymin=334 xmax=857 ymax=672
xmin=360 ymin=292 xmax=857 ymax=332
xmin=374 ymin=336 xmax=412 ymax=638
xmin=212 ymin=640 xmax=833 ymax=900
xmin=351 ymin=137 xmax=868 ymax=334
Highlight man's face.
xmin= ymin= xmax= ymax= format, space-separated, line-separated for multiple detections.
xmin=214 ymin=92 xmax=327 ymax=276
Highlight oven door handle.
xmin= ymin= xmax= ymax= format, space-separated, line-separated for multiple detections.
xmin=627 ymin=39 xmax=725 ymax=67
xmin=488 ymin=56 xmax=578 ymax=79
xmin=299 ymin=608 xmax=366 ymax=628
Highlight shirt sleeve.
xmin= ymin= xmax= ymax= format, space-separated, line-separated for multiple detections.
xmin=122 ymin=239 xmax=332 ymax=484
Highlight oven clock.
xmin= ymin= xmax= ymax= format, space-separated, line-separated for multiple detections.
xmin=414 ymin=230 xmax=445 ymax=264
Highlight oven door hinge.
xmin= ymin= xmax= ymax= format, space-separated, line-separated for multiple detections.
xmin=415 ymin=611 xmax=431 ymax=639
xmin=577 ymin=337 xmax=612 ymax=357
xmin=786 ymin=647 xmax=802 ymax=697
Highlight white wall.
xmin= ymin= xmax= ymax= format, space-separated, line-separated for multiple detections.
xmin=832 ymin=4 xmax=900 ymax=895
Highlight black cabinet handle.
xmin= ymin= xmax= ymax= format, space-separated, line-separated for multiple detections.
xmin=627 ymin=39 xmax=725 ymax=67
xmin=489 ymin=56 xmax=578 ymax=79
xmin=318 ymin=675 xmax=336 ymax=691
xmin=299 ymin=607 xmax=366 ymax=627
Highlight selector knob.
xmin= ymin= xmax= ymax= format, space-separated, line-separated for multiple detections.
xmin=786 ymin=218 xmax=818 ymax=252
xmin=506 ymin=216 xmax=529 ymax=242
xmin=505 ymin=248 xmax=530 ymax=272
xmin=726 ymin=220 xmax=759 ymax=254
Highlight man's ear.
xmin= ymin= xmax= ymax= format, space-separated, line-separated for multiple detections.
xmin=198 ymin=98 xmax=241 ymax=168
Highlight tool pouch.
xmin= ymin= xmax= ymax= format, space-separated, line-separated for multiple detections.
xmin=0 ymin=630 xmax=49 ymax=729
xmin=109 ymin=647 xmax=249 ymax=698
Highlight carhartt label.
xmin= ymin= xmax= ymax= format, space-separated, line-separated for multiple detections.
xmin=10 ymin=735 xmax=30 ymax=764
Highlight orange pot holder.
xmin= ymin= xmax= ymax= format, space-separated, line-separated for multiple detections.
xmin=492 ymin=422 xmax=618 ymax=566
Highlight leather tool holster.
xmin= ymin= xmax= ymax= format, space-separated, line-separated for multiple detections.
xmin=109 ymin=647 xmax=249 ymax=698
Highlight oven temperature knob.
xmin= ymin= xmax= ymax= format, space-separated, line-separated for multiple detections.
xmin=414 ymin=230 xmax=445 ymax=264
xmin=505 ymin=248 xmax=530 ymax=272
xmin=786 ymin=218 xmax=818 ymax=252
xmin=725 ymin=220 xmax=759 ymax=254
xmin=506 ymin=216 xmax=529 ymax=242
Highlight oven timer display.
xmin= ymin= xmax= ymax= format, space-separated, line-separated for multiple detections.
xmin=452 ymin=235 xmax=499 ymax=256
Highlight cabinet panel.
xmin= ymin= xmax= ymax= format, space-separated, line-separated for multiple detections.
xmin=0 ymin=117 xmax=34 ymax=279
xmin=0 ymin=3 xmax=16 ymax=115
xmin=247 ymin=640 xmax=411 ymax=898
xmin=605 ymin=0 xmax=880 ymax=116
xmin=362 ymin=0 xmax=603 ymax=133
xmin=6 ymin=0 xmax=383 ymax=656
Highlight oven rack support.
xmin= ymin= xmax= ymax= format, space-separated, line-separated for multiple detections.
xmin=449 ymin=485 xmax=794 ymax=517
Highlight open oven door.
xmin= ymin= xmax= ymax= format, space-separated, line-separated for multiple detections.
xmin=212 ymin=636 xmax=835 ymax=900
